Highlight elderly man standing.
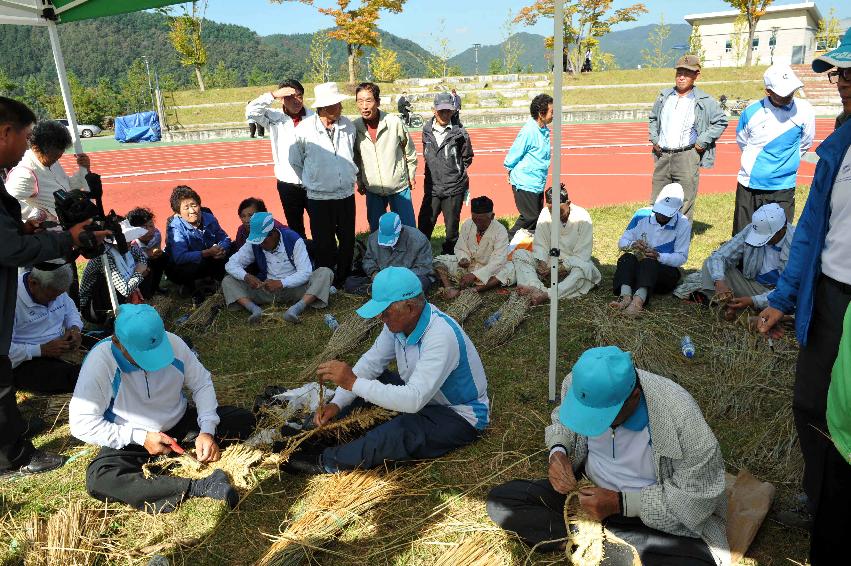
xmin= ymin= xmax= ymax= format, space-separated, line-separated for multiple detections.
xmin=649 ymin=55 xmax=728 ymax=221
xmin=343 ymin=212 xmax=434 ymax=295
xmin=291 ymin=82 xmax=357 ymax=289
xmin=434 ymin=196 xmax=513 ymax=298
xmin=352 ymin=82 xmax=417 ymax=232
xmin=513 ymin=186 xmax=600 ymax=305
xmin=223 ymin=212 xmax=333 ymax=324
xmin=733 ymin=65 xmax=815 ymax=234
xmin=11 ymin=263 xmax=83 ymax=394
xmin=246 ymin=79 xmax=313 ymax=238
xmin=70 ymin=304 xmax=255 ymax=513
xmin=487 ymin=346 xmax=729 ymax=566
xmin=284 ymin=267 xmax=489 ymax=474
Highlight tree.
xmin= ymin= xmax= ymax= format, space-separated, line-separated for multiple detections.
xmin=641 ymin=14 xmax=672 ymax=68
xmin=590 ymin=46 xmax=618 ymax=71
xmin=489 ymin=59 xmax=505 ymax=75
xmin=427 ymin=18 xmax=457 ymax=79
xmin=724 ymin=1 xmax=773 ymax=66
xmin=247 ymin=67 xmax=276 ymax=87
xmin=688 ymin=23 xmax=706 ymax=63
xmin=163 ymin=1 xmax=208 ymax=91
xmin=816 ymin=7 xmax=842 ymax=52
xmin=371 ymin=42 xmax=403 ymax=82
xmin=275 ymin=0 xmax=407 ymax=84
xmin=515 ymin=0 xmax=647 ymax=75
xmin=305 ymin=30 xmax=333 ymax=83
xmin=730 ymin=14 xmax=748 ymax=67
xmin=207 ymin=61 xmax=239 ymax=89
xmin=502 ymin=9 xmax=525 ymax=74
xmin=0 ymin=68 xmax=16 ymax=96
xmin=120 ymin=58 xmax=155 ymax=115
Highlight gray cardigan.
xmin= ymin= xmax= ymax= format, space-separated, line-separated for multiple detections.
xmin=648 ymin=86 xmax=729 ymax=169
xmin=362 ymin=225 xmax=434 ymax=281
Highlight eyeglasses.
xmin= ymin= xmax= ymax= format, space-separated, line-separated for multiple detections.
xmin=828 ymin=68 xmax=851 ymax=84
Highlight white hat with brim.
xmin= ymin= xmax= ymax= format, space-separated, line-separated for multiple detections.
xmin=107 ymin=219 xmax=148 ymax=245
xmin=312 ymin=82 xmax=352 ymax=109
xmin=652 ymin=183 xmax=684 ymax=218
xmin=812 ymin=29 xmax=851 ymax=73
xmin=764 ymin=64 xmax=804 ymax=97
xmin=745 ymin=203 xmax=787 ymax=247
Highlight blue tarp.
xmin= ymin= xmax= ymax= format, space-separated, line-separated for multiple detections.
xmin=114 ymin=111 xmax=161 ymax=143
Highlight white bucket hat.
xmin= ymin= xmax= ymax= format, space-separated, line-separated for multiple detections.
xmin=745 ymin=203 xmax=787 ymax=247
xmin=652 ymin=183 xmax=684 ymax=218
xmin=764 ymin=64 xmax=804 ymax=97
xmin=312 ymin=82 xmax=351 ymax=109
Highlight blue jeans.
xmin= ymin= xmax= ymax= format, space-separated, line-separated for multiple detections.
xmin=365 ymin=188 xmax=416 ymax=232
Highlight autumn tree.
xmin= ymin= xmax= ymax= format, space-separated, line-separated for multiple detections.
xmin=724 ymin=1 xmax=773 ymax=66
xmin=515 ymin=0 xmax=647 ymax=75
xmin=730 ymin=14 xmax=748 ymax=67
xmin=502 ymin=9 xmax=525 ymax=74
xmin=641 ymin=14 xmax=672 ymax=69
xmin=688 ymin=23 xmax=706 ymax=63
xmin=426 ymin=18 xmax=459 ymax=78
xmin=816 ymin=7 xmax=842 ymax=52
xmin=162 ymin=1 xmax=209 ymax=91
xmin=371 ymin=42 xmax=403 ymax=82
xmin=305 ymin=30 xmax=333 ymax=83
xmin=275 ymin=1 xmax=406 ymax=84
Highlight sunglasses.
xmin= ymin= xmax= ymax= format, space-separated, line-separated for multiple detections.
xmin=827 ymin=68 xmax=851 ymax=84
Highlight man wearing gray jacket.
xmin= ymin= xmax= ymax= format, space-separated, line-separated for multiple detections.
xmin=649 ymin=55 xmax=728 ymax=221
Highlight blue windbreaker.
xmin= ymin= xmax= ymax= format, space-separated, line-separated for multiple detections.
xmin=504 ymin=118 xmax=551 ymax=193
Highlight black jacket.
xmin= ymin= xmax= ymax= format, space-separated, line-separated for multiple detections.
xmin=422 ymin=118 xmax=474 ymax=198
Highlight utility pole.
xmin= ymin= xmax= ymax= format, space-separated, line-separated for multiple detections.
xmin=141 ymin=55 xmax=155 ymax=113
xmin=473 ymin=43 xmax=481 ymax=76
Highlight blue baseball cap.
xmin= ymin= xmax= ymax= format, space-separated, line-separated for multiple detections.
xmin=813 ymin=28 xmax=851 ymax=73
xmin=559 ymin=346 xmax=637 ymax=437
xmin=356 ymin=266 xmax=423 ymax=318
xmin=377 ymin=212 xmax=402 ymax=247
xmin=115 ymin=304 xmax=174 ymax=372
xmin=247 ymin=212 xmax=275 ymax=244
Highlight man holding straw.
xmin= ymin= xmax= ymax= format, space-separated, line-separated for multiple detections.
xmin=283 ymin=266 xmax=489 ymax=474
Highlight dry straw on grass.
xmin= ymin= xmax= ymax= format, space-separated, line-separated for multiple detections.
xmin=483 ymin=291 xmax=532 ymax=348
xmin=149 ymin=293 xmax=182 ymax=325
xmin=142 ymin=443 xmax=266 ymax=489
xmin=443 ymin=289 xmax=484 ymax=323
xmin=18 ymin=500 xmax=114 ymax=566
xmin=433 ymin=535 xmax=506 ymax=566
xmin=298 ymin=313 xmax=381 ymax=381
xmin=257 ymin=468 xmax=403 ymax=566
xmin=180 ymin=291 xmax=225 ymax=330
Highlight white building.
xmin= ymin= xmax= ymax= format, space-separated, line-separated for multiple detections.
xmin=685 ymin=2 xmax=823 ymax=68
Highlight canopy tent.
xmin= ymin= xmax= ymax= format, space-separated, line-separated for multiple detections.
xmin=0 ymin=0 xmax=185 ymax=153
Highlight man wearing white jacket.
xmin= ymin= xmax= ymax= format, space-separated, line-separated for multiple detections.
xmin=284 ymin=267 xmax=489 ymax=474
xmin=69 ymin=304 xmax=255 ymax=513
xmin=245 ymin=79 xmax=313 ymax=238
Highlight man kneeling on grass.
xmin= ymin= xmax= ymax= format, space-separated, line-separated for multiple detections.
xmin=434 ymin=196 xmax=514 ymax=298
xmin=283 ymin=266 xmax=489 ymax=474
xmin=487 ymin=346 xmax=730 ymax=566
xmin=222 ymin=211 xmax=333 ymax=324
xmin=69 ymin=304 xmax=255 ymax=513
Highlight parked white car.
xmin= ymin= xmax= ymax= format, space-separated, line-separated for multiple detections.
xmin=58 ymin=118 xmax=101 ymax=138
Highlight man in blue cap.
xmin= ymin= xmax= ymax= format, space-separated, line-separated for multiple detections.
xmin=69 ymin=304 xmax=255 ymax=513
xmin=487 ymin=346 xmax=729 ymax=565
xmin=284 ymin=266 xmax=489 ymax=474
xmin=222 ymin=211 xmax=334 ymax=324
xmin=343 ymin=211 xmax=434 ymax=295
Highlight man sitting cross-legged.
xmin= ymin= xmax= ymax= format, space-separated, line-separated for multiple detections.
xmin=69 ymin=305 xmax=255 ymax=513
xmin=343 ymin=211 xmax=435 ymax=295
xmin=675 ymin=202 xmax=794 ymax=320
xmin=434 ymin=195 xmax=514 ymax=299
xmin=222 ymin=212 xmax=333 ymax=324
xmin=11 ymin=263 xmax=84 ymax=395
xmin=512 ymin=185 xmax=600 ymax=305
xmin=283 ymin=266 xmax=489 ymax=474
xmin=487 ymin=346 xmax=729 ymax=565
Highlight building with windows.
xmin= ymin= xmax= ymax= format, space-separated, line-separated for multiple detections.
xmin=685 ymin=2 xmax=825 ymax=68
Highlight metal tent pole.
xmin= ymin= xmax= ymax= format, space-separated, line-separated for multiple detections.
xmin=45 ymin=17 xmax=84 ymax=157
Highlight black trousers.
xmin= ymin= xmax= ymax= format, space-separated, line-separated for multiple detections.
xmin=486 ymin=478 xmax=715 ymax=564
xmin=13 ymin=358 xmax=79 ymax=394
xmin=0 ymin=356 xmax=33 ymax=469
xmin=248 ymin=122 xmax=265 ymax=138
xmin=810 ymin=444 xmax=851 ymax=565
xmin=417 ymin=188 xmax=465 ymax=255
xmin=140 ymin=253 xmax=166 ymax=297
xmin=164 ymin=256 xmax=227 ymax=289
xmin=794 ymin=275 xmax=851 ymax=509
xmin=85 ymin=405 xmax=255 ymax=513
xmin=508 ymin=187 xmax=544 ymax=238
xmin=612 ymin=253 xmax=681 ymax=305
xmin=276 ymin=181 xmax=308 ymax=239
xmin=732 ymin=183 xmax=796 ymax=236
xmin=306 ymin=195 xmax=356 ymax=288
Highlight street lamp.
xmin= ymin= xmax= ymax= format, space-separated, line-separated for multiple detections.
xmin=473 ymin=43 xmax=481 ymax=76
xmin=770 ymin=27 xmax=779 ymax=64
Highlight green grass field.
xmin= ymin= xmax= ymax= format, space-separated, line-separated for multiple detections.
xmin=1 ymin=188 xmax=811 ymax=565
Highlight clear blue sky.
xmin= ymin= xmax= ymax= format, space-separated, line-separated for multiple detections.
xmin=204 ymin=1 xmax=849 ymax=53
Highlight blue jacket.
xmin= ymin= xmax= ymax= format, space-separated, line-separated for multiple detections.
xmin=767 ymin=120 xmax=851 ymax=345
xmin=252 ymin=227 xmax=301 ymax=281
xmin=504 ymin=118 xmax=551 ymax=193
xmin=165 ymin=211 xmax=231 ymax=265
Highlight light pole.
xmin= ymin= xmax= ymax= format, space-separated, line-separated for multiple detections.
xmin=473 ymin=43 xmax=481 ymax=76
xmin=770 ymin=27 xmax=779 ymax=64
xmin=141 ymin=55 xmax=155 ymax=113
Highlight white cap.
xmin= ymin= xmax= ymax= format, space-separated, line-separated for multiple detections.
xmin=745 ymin=203 xmax=787 ymax=247
xmin=312 ymin=82 xmax=351 ymax=108
xmin=652 ymin=183 xmax=684 ymax=218
xmin=763 ymin=64 xmax=803 ymax=97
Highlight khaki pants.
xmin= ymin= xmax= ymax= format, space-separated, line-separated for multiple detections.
xmin=221 ymin=267 xmax=334 ymax=308
xmin=434 ymin=254 xmax=515 ymax=286
xmin=698 ymin=262 xmax=770 ymax=299
xmin=651 ymin=148 xmax=701 ymax=221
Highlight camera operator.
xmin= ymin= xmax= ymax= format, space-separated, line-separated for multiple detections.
xmin=0 ymin=97 xmax=110 ymax=477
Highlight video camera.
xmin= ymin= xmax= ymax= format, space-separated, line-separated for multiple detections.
xmin=53 ymin=189 xmax=127 ymax=259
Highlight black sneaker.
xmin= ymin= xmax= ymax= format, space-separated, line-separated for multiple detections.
xmin=188 ymin=469 xmax=239 ymax=508
xmin=1 ymin=450 xmax=66 ymax=478
xmin=281 ymin=452 xmax=326 ymax=475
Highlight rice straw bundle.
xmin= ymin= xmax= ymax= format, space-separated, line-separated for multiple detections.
xmin=149 ymin=293 xmax=181 ymax=325
xmin=180 ymin=290 xmax=225 ymax=330
xmin=298 ymin=313 xmax=381 ymax=380
xmin=433 ymin=536 xmax=506 ymax=566
xmin=257 ymin=469 xmax=402 ymax=566
xmin=21 ymin=500 xmax=111 ymax=566
xmin=443 ymin=289 xmax=483 ymax=323
xmin=483 ymin=292 xmax=531 ymax=347
xmin=563 ymin=480 xmax=640 ymax=566
xmin=142 ymin=443 xmax=265 ymax=489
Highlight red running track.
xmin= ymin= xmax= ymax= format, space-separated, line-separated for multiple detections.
xmin=58 ymin=119 xmax=834 ymax=239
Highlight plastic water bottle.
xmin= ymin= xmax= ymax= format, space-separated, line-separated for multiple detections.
xmin=324 ymin=314 xmax=339 ymax=331
xmin=484 ymin=311 xmax=501 ymax=329
xmin=680 ymin=336 xmax=696 ymax=359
